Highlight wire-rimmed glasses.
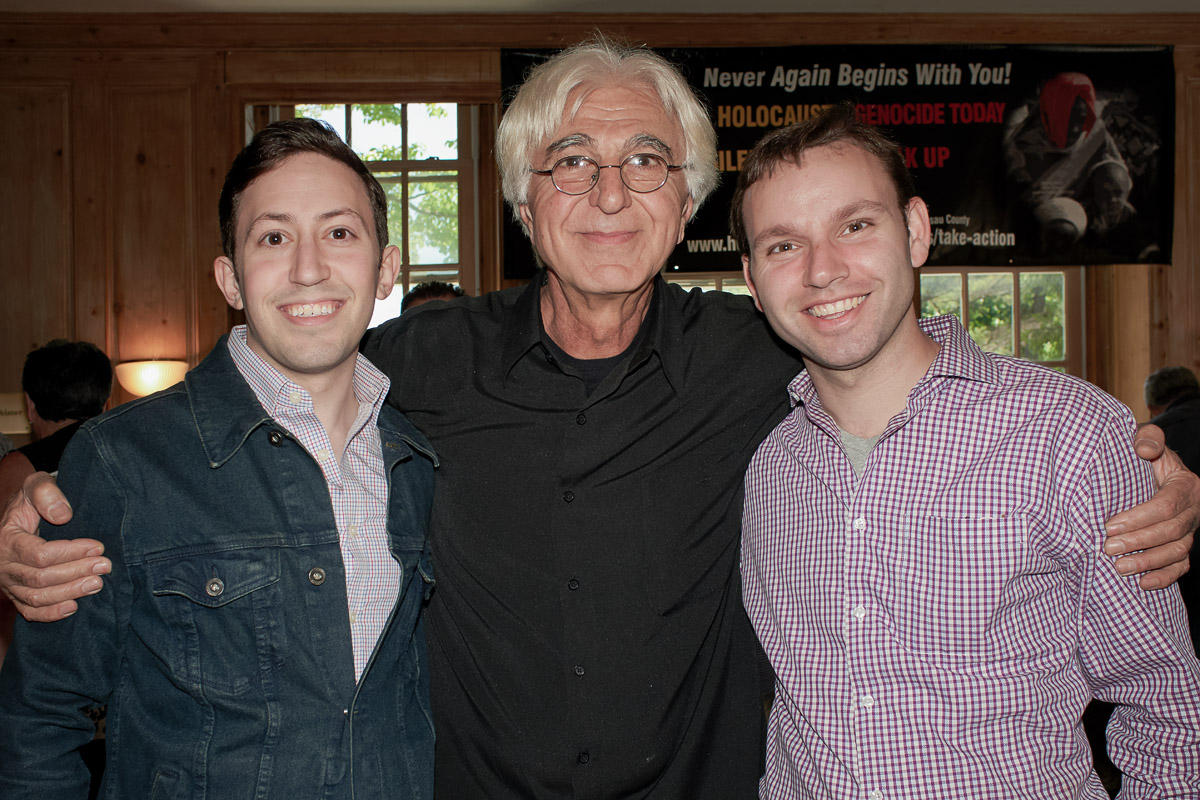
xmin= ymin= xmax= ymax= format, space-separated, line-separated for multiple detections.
xmin=531 ymin=153 xmax=684 ymax=195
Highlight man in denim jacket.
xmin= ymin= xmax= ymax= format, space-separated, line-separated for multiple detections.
xmin=0 ymin=119 xmax=437 ymax=798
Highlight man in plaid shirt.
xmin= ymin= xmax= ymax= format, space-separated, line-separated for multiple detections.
xmin=733 ymin=104 xmax=1200 ymax=799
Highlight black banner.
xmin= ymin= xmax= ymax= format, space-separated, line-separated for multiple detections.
xmin=501 ymin=44 xmax=1173 ymax=277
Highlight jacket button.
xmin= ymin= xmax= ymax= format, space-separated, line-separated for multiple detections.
xmin=205 ymin=577 xmax=225 ymax=597
xmin=268 ymin=430 xmax=284 ymax=447
xmin=308 ymin=567 xmax=326 ymax=586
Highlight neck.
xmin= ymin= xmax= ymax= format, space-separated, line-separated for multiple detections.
xmin=293 ymin=358 xmax=361 ymax=458
xmin=540 ymin=272 xmax=654 ymax=359
xmin=32 ymin=417 xmax=78 ymax=441
xmin=807 ymin=313 xmax=941 ymax=438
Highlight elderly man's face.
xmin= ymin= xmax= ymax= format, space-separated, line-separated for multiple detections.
xmin=519 ymin=82 xmax=693 ymax=299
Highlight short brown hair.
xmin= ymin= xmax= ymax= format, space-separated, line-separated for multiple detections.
xmin=730 ymin=102 xmax=916 ymax=257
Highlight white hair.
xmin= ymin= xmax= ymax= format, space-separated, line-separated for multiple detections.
xmin=496 ymin=35 xmax=719 ymax=233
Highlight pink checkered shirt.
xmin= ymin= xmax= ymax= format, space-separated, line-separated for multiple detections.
xmin=228 ymin=326 xmax=397 ymax=682
xmin=742 ymin=315 xmax=1200 ymax=800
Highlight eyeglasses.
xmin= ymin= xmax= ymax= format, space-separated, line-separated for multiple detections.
xmin=531 ymin=153 xmax=684 ymax=195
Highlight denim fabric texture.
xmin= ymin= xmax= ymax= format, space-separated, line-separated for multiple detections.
xmin=0 ymin=337 xmax=437 ymax=800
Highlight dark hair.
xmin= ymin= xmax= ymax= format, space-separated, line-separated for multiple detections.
xmin=1145 ymin=366 xmax=1200 ymax=410
xmin=730 ymin=102 xmax=916 ymax=257
xmin=401 ymin=280 xmax=465 ymax=313
xmin=218 ymin=118 xmax=389 ymax=261
xmin=22 ymin=339 xmax=113 ymax=422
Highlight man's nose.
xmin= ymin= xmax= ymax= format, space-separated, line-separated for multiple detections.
xmin=291 ymin=237 xmax=330 ymax=285
xmin=589 ymin=165 xmax=633 ymax=214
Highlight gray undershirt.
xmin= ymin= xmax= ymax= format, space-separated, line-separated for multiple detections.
xmin=838 ymin=428 xmax=881 ymax=476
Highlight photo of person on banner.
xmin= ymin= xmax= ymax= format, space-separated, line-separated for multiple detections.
xmin=1004 ymin=70 xmax=1164 ymax=261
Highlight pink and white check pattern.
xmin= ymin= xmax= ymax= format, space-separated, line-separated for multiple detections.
xmin=229 ymin=326 xmax=396 ymax=682
xmin=742 ymin=316 xmax=1200 ymax=800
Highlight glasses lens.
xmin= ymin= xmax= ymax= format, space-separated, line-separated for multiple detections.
xmin=551 ymin=157 xmax=598 ymax=195
xmin=621 ymin=154 xmax=669 ymax=192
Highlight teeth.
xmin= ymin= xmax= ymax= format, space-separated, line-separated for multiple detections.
xmin=284 ymin=302 xmax=337 ymax=318
xmin=807 ymin=295 xmax=866 ymax=319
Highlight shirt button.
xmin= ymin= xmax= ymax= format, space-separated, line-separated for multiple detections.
xmin=852 ymin=605 xmax=866 ymax=620
xmin=574 ymin=665 xmax=585 ymax=676
xmin=575 ymin=413 xmax=587 ymax=425
xmin=348 ymin=524 xmax=358 ymax=539
xmin=308 ymin=567 xmax=326 ymax=586
xmin=288 ymin=391 xmax=302 ymax=404
xmin=349 ymin=612 xmax=357 ymax=624
xmin=869 ymin=791 xmax=883 ymax=800
xmin=205 ymin=577 xmax=225 ymax=597
xmin=563 ymin=491 xmax=575 ymax=503
xmin=268 ymin=430 xmax=284 ymax=447
xmin=317 ymin=448 xmax=331 ymax=461
xmin=853 ymin=517 xmax=867 ymax=531
xmin=577 ymin=751 xmax=590 ymax=764
xmin=568 ymin=578 xmax=580 ymax=591
xmin=861 ymin=694 xmax=875 ymax=709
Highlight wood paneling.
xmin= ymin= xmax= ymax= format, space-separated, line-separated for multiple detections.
xmin=0 ymin=84 xmax=71 ymax=392
xmin=0 ymin=12 xmax=1197 ymax=404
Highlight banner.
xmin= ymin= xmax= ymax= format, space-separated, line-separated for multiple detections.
xmin=501 ymin=44 xmax=1173 ymax=277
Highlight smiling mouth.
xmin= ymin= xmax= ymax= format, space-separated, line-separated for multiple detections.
xmin=281 ymin=301 xmax=342 ymax=318
xmin=807 ymin=295 xmax=867 ymax=319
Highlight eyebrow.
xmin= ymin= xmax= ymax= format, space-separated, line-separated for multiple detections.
xmin=542 ymin=133 xmax=675 ymax=159
xmin=750 ymin=200 xmax=893 ymax=252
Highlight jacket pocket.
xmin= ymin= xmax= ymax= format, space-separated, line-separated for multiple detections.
xmin=145 ymin=548 xmax=283 ymax=696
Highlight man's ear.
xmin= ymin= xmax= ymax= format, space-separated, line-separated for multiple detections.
xmin=906 ymin=197 xmax=932 ymax=269
xmin=742 ymin=254 xmax=764 ymax=313
xmin=518 ymin=203 xmax=534 ymax=235
xmin=214 ymin=256 xmax=244 ymax=310
xmin=676 ymin=195 xmax=695 ymax=244
xmin=376 ymin=245 xmax=402 ymax=299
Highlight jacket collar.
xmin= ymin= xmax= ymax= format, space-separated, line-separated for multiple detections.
xmin=186 ymin=337 xmax=437 ymax=469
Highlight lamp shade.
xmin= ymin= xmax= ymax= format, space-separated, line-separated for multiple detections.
xmin=115 ymin=360 xmax=188 ymax=398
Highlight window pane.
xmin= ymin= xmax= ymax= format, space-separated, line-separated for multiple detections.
xmin=295 ymin=104 xmax=347 ymax=141
xmin=353 ymin=104 xmax=405 ymax=161
xmin=410 ymin=174 xmax=459 ymax=265
xmin=967 ymin=272 xmax=1014 ymax=356
xmin=920 ymin=274 xmax=962 ymax=321
xmin=407 ymin=103 xmax=458 ymax=160
xmin=721 ymin=276 xmax=752 ymax=296
xmin=1019 ymin=272 xmax=1066 ymax=362
xmin=667 ymin=277 xmax=718 ymax=292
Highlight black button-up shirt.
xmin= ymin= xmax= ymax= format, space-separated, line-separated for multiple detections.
xmin=363 ymin=273 xmax=803 ymax=799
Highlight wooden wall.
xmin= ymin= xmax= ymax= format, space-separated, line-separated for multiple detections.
xmin=1 ymin=12 xmax=1197 ymax=414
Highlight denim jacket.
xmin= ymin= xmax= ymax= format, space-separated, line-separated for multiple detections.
xmin=0 ymin=339 xmax=437 ymax=799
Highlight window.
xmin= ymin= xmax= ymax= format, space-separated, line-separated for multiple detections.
xmin=248 ymin=102 xmax=477 ymax=327
xmin=918 ymin=266 xmax=1083 ymax=375
xmin=663 ymin=270 xmax=752 ymax=296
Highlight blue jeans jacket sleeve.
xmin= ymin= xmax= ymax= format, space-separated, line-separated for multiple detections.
xmin=0 ymin=426 xmax=127 ymax=797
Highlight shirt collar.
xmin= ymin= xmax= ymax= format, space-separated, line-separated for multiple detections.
xmin=226 ymin=324 xmax=390 ymax=426
xmin=499 ymin=270 xmax=684 ymax=395
xmin=787 ymin=314 xmax=1000 ymax=410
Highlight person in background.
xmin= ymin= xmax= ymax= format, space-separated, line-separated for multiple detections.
xmin=0 ymin=340 xmax=112 ymax=503
xmin=0 ymin=340 xmax=112 ymax=667
xmin=1146 ymin=364 xmax=1200 ymax=658
xmin=401 ymin=280 xmax=464 ymax=313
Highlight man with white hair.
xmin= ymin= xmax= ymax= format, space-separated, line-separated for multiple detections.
xmin=1 ymin=37 xmax=1196 ymax=799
